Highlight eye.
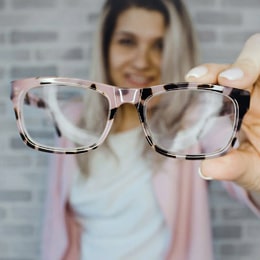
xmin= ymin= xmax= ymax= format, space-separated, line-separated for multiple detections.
xmin=153 ymin=39 xmax=164 ymax=52
xmin=118 ymin=37 xmax=136 ymax=47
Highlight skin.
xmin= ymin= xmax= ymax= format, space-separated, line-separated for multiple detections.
xmin=186 ymin=33 xmax=260 ymax=202
xmin=108 ymin=7 xmax=166 ymax=132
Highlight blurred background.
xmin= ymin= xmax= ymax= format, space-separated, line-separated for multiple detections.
xmin=0 ymin=0 xmax=260 ymax=259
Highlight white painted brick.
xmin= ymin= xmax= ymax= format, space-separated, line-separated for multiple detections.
xmin=11 ymin=0 xmax=55 ymax=9
xmin=0 ymin=0 xmax=260 ymax=259
xmin=10 ymin=65 xmax=58 ymax=79
xmin=221 ymin=0 xmax=260 ymax=8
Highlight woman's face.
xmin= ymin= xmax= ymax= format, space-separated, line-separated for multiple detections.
xmin=108 ymin=7 xmax=166 ymax=89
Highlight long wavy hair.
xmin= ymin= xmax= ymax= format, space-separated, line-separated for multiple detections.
xmin=78 ymin=0 xmax=199 ymax=174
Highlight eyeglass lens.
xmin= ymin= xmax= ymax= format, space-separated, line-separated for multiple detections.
xmin=22 ymin=85 xmax=110 ymax=150
xmin=145 ymin=89 xmax=236 ymax=155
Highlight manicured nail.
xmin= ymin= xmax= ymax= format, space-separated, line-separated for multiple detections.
xmin=198 ymin=167 xmax=213 ymax=181
xmin=219 ymin=68 xmax=244 ymax=80
xmin=185 ymin=66 xmax=208 ymax=79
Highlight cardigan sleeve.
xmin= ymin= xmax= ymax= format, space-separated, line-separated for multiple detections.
xmin=41 ymin=153 xmax=82 ymax=260
xmin=41 ymin=101 xmax=84 ymax=260
xmin=223 ymin=181 xmax=260 ymax=217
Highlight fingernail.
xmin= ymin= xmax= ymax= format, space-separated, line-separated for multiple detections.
xmin=198 ymin=167 xmax=213 ymax=181
xmin=185 ymin=66 xmax=208 ymax=79
xmin=219 ymin=68 xmax=244 ymax=80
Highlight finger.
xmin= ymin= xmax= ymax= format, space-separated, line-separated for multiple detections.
xmin=200 ymin=146 xmax=260 ymax=192
xmin=186 ymin=34 xmax=260 ymax=90
xmin=200 ymin=150 xmax=246 ymax=181
xmin=185 ymin=64 xmax=228 ymax=83
xmin=218 ymin=33 xmax=260 ymax=90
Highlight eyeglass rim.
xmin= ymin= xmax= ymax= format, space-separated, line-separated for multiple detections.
xmin=10 ymin=77 xmax=250 ymax=159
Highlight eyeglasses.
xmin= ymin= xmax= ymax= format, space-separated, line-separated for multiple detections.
xmin=11 ymin=77 xmax=250 ymax=159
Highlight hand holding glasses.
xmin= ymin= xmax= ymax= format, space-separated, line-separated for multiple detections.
xmin=10 ymin=77 xmax=250 ymax=159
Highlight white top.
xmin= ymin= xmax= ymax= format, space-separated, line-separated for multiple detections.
xmin=70 ymin=127 xmax=170 ymax=260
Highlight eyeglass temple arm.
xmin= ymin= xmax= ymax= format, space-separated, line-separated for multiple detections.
xmin=23 ymin=93 xmax=62 ymax=137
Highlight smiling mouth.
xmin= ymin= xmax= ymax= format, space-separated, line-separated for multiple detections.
xmin=127 ymin=74 xmax=153 ymax=87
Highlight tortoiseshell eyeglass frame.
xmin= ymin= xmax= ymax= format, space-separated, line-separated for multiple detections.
xmin=10 ymin=77 xmax=250 ymax=160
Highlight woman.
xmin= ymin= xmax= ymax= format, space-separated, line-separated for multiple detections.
xmin=42 ymin=0 xmax=260 ymax=259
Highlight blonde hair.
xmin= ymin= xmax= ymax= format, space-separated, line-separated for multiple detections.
xmin=161 ymin=0 xmax=199 ymax=82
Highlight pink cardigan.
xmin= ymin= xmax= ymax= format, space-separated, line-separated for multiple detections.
xmin=41 ymin=103 xmax=260 ymax=260
xmin=41 ymin=149 xmax=259 ymax=260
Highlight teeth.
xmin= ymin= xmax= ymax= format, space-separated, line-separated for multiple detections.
xmin=129 ymin=75 xmax=149 ymax=84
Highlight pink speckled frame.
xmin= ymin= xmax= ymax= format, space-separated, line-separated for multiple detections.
xmin=11 ymin=77 xmax=250 ymax=159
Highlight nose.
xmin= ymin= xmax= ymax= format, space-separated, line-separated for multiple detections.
xmin=132 ymin=46 xmax=151 ymax=70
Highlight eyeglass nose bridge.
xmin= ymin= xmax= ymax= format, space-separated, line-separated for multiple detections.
xmin=115 ymin=88 xmax=140 ymax=106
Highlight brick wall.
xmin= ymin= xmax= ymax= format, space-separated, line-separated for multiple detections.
xmin=0 ymin=0 xmax=260 ymax=259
